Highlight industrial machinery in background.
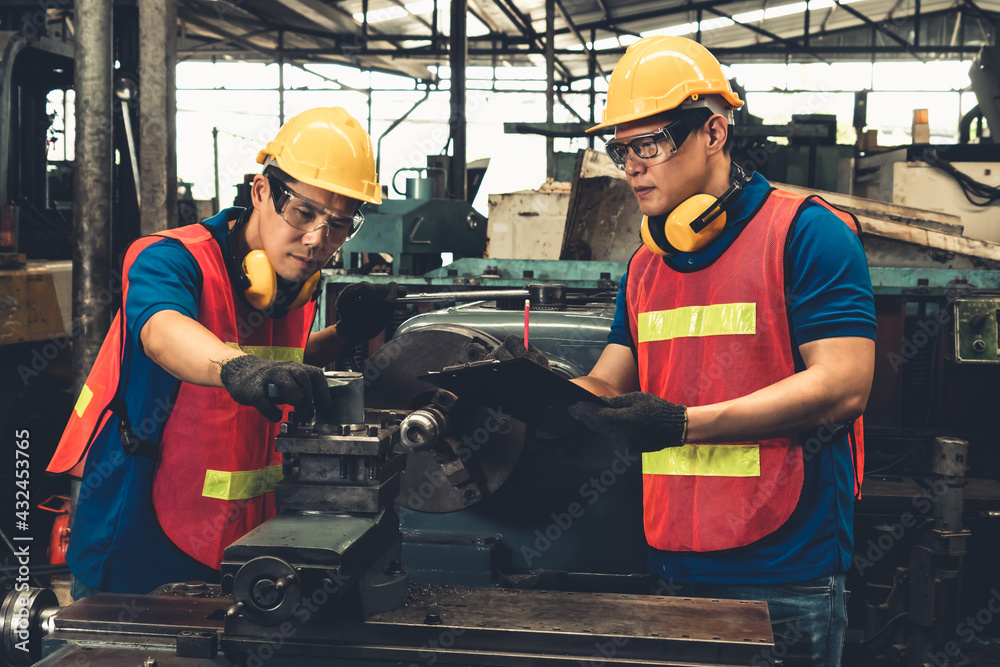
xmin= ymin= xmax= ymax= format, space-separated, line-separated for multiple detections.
xmin=839 ymin=44 xmax=1000 ymax=250
xmin=342 ymin=166 xmax=489 ymax=276
xmin=0 ymin=25 xmax=80 ymax=580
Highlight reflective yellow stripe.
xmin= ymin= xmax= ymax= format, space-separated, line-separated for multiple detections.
xmin=74 ymin=384 xmax=94 ymax=418
xmin=638 ymin=303 xmax=756 ymax=343
xmin=225 ymin=342 xmax=304 ymax=362
xmin=642 ymin=444 xmax=761 ymax=477
xmin=202 ymin=465 xmax=283 ymax=500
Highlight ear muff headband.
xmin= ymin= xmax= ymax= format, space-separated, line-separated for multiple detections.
xmin=227 ymin=208 xmax=319 ymax=312
xmin=641 ymin=163 xmax=748 ymax=256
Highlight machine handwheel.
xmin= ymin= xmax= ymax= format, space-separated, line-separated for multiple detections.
xmin=230 ymin=556 xmax=303 ymax=626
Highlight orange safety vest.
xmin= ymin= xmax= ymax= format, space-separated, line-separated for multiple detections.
xmin=48 ymin=223 xmax=316 ymax=568
xmin=627 ymin=190 xmax=865 ymax=554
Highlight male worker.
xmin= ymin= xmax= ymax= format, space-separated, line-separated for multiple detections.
xmin=568 ymin=37 xmax=876 ymax=666
xmin=48 ymin=107 xmax=403 ymax=598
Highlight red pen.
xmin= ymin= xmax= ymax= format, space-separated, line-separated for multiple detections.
xmin=524 ymin=299 xmax=530 ymax=348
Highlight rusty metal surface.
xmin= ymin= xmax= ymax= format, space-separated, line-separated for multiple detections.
xmin=46 ymin=585 xmax=772 ymax=665
xmin=373 ymin=584 xmax=772 ymax=644
xmin=224 ymin=583 xmax=772 ymax=665
xmin=560 ymin=175 xmax=643 ymax=263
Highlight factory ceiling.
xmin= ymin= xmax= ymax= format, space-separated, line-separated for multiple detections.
xmin=176 ymin=0 xmax=1000 ymax=83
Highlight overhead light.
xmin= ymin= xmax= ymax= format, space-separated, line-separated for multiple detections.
xmin=639 ymin=0 xmax=865 ymax=39
xmin=353 ymin=0 xmax=436 ymax=24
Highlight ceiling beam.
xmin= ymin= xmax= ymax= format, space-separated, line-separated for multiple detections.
xmin=831 ymin=0 xmax=920 ymax=59
xmin=704 ymin=5 xmax=826 ymax=62
xmin=491 ymin=0 xmax=573 ymax=80
xmin=178 ymin=13 xmax=274 ymax=53
xmin=553 ymin=0 xmax=607 ymax=78
xmin=267 ymin=0 xmax=434 ymax=80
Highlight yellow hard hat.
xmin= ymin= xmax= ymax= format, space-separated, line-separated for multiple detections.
xmin=257 ymin=107 xmax=382 ymax=205
xmin=587 ymin=36 xmax=744 ymax=134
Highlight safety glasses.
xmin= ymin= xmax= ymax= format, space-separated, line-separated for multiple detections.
xmin=605 ymin=109 xmax=712 ymax=170
xmin=267 ymin=174 xmax=365 ymax=242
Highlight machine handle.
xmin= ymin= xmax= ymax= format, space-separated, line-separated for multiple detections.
xmin=407 ymin=216 xmax=432 ymax=245
xmin=392 ymin=167 xmax=427 ymax=195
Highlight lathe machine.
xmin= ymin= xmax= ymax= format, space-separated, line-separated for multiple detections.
xmin=0 ymin=287 xmax=777 ymax=667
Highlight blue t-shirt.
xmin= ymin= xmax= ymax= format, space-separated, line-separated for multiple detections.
xmin=608 ymin=172 xmax=877 ymax=584
xmin=68 ymin=209 xmax=246 ymax=593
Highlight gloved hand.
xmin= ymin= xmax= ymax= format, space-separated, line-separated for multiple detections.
xmin=485 ymin=334 xmax=550 ymax=370
xmin=335 ymin=281 xmax=407 ymax=344
xmin=568 ymin=392 xmax=687 ymax=453
xmin=220 ymin=354 xmax=332 ymax=422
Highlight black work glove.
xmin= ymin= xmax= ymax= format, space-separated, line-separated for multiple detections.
xmin=220 ymin=354 xmax=333 ymax=422
xmin=485 ymin=334 xmax=550 ymax=370
xmin=335 ymin=281 xmax=407 ymax=344
xmin=568 ymin=392 xmax=687 ymax=453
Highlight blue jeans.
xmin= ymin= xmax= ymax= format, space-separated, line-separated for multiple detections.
xmin=70 ymin=575 xmax=100 ymax=601
xmin=656 ymin=573 xmax=848 ymax=667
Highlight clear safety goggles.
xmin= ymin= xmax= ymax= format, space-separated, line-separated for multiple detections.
xmin=605 ymin=109 xmax=712 ymax=170
xmin=267 ymin=173 xmax=365 ymax=242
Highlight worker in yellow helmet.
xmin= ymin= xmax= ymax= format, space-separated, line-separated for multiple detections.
xmin=566 ymin=37 xmax=876 ymax=667
xmin=48 ymin=107 xmax=404 ymax=597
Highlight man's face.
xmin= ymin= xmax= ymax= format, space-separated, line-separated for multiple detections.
xmin=611 ymin=114 xmax=709 ymax=218
xmin=251 ymin=174 xmax=361 ymax=282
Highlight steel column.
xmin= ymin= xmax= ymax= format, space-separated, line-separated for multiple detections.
xmin=71 ymin=0 xmax=113 ymax=534
xmin=449 ymin=0 xmax=467 ymax=201
xmin=139 ymin=0 xmax=174 ymax=233
xmin=72 ymin=0 xmax=113 ymax=396
xmin=212 ymin=126 xmax=221 ymax=210
xmin=588 ymin=27 xmax=596 ymax=149
xmin=546 ymin=0 xmax=555 ymax=179
xmin=167 ymin=0 xmax=178 ymax=229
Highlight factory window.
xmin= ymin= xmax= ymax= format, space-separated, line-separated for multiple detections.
xmin=45 ymin=89 xmax=74 ymax=163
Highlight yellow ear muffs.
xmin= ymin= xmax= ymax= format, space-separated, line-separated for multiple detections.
xmin=640 ymin=195 xmax=730 ymax=256
xmin=640 ymin=197 xmax=730 ymax=255
xmin=240 ymin=249 xmax=319 ymax=311
xmin=665 ymin=193 xmax=728 ymax=253
xmin=242 ymin=250 xmax=278 ymax=311
xmin=640 ymin=164 xmax=748 ymax=256
xmin=640 ymin=216 xmax=669 ymax=256
xmin=287 ymin=270 xmax=321 ymax=310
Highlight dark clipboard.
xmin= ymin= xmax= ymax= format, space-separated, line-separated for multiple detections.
xmin=419 ymin=357 xmax=609 ymax=436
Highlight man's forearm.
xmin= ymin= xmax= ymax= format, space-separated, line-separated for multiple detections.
xmin=571 ymin=375 xmax=626 ymax=397
xmin=685 ymin=367 xmax=866 ymax=443
xmin=140 ymin=310 xmax=244 ymax=387
xmin=303 ymin=324 xmax=347 ymax=367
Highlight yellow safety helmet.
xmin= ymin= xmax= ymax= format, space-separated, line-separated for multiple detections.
xmin=257 ymin=107 xmax=382 ymax=205
xmin=587 ymin=36 xmax=744 ymax=134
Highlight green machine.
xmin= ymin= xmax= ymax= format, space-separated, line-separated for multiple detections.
xmin=344 ymin=169 xmax=489 ymax=276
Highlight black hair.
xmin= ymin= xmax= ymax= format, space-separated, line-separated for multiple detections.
xmin=649 ymin=106 xmax=733 ymax=155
